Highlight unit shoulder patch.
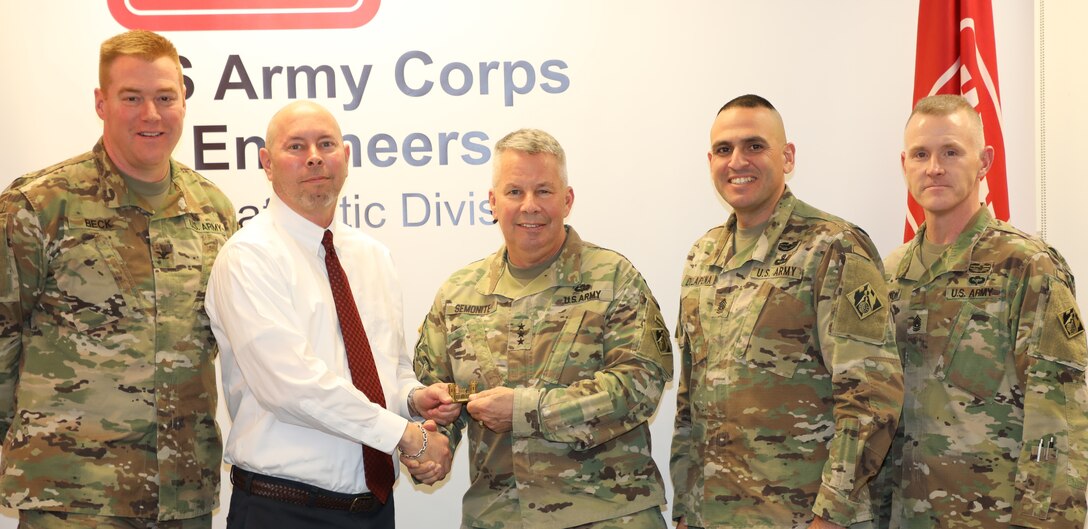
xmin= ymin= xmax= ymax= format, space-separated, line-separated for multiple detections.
xmin=1062 ymin=307 xmax=1085 ymax=339
xmin=849 ymin=282 xmax=884 ymax=320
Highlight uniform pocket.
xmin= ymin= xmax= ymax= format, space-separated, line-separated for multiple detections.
xmin=537 ymin=304 xmax=587 ymax=385
xmin=823 ymin=417 xmax=862 ymax=491
xmin=743 ymin=282 xmax=813 ymax=379
xmin=678 ymin=288 xmax=707 ymax=365
xmin=939 ymin=303 xmax=1007 ymax=400
xmin=51 ymin=236 xmax=132 ymax=334
xmin=446 ymin=317 xmax=505 ymax=389
xmin=1014 ymin=434 xmax=1061 ymax=520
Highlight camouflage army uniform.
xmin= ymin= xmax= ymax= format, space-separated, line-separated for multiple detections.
xmin=414 ymin=226 xmax=673 ymax=529
xmin=872 ymin=208 xmax=1088 ymax=529
xmin=671 ymin=188 xmax=904 ymax=528
xmin=0 ymin=141 xmax=236 ymax=520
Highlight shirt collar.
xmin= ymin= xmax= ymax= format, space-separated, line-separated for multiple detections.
xmin=267 ymin=193 xmax=336 ymax=256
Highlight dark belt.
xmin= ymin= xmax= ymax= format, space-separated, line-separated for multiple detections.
xmin=230 ymin=466 xmax=382 ymax=513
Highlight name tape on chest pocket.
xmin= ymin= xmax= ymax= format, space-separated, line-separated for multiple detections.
xmin=69 ymin=215 xmax=126 ymax=231
xmin=448 ymin=303 xmax=497 ymax=316
xmin=683 ymin=275 xmax=716 ymax=287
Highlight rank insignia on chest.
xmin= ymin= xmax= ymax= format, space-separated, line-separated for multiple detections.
xmin=1061 ymin=307 xmax=1085 ymax=339
xmin=849 ymin=282 xmax=883 ymax=320
xmin=907 ymin=312 xmax=927 ymax=334
xmin=509 ymin=319 xmax=531 ymax=350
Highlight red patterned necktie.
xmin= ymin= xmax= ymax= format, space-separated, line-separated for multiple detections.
xmin=321 ymin=229 xmax=394 ymax=504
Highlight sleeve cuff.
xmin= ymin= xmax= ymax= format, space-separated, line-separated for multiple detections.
xmin=368 ymin=411 xmax=410 ymax=455
xmin=812 ymin=482 xmax=869 ymax=526
xmin=511 ymin=387 xmax=545 ymax=438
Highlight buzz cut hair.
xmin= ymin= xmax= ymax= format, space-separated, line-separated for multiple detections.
xmin=717 ymin=93 xmax=777 ymax=115
xmin=99 ymin=30 xmax=184 ymax=92
xmin=908 ymin=94 xmax=986 ymax=147
xmin=492 ymin=128 xmax=569 ymax=187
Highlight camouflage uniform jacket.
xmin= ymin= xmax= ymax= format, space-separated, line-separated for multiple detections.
xmin=873 ymin=208 xmax=1088 ymax=529
xmin=414 ymin=226 xmax=673 ymax=528
xmin=0 ymin=141 xmax=236 ymax=520
xmin=671 ymin=188 xmax=904 ymax=528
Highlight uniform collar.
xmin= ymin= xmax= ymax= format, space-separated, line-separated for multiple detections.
xmin=478 ymin=225 xmax=585 ymax=296
xmin=92 ymin=138 xmax=200 ymax=218
xmin=710 ymin=186 xmax=796 ymax=270
xmin=894 ymin=206 xmax=993 ymax=283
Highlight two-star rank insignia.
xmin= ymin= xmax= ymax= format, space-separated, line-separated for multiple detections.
xmin=1061 ymin=307 xmax=1085 ymax=339
xmin=849 ymin=282 xmax=884 ymax=320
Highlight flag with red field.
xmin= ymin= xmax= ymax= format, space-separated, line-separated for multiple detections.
xmin=906 ymin=0 xmax=1008 ymax=241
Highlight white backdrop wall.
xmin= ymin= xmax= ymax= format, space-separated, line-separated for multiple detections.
xmin=0 ymin=2 xmax=1043 ymax=527
xmin=1037 ymin=0 xmax=1088 ymax=317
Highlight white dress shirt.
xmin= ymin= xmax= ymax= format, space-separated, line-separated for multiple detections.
xmin=206 ymin=194 xmax=419 ymax=494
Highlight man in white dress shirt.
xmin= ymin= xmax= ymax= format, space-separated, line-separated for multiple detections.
xmin=206 ymin=101 xmax=458 ymax=529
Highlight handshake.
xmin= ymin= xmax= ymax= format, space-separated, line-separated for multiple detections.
xmin=396 ymin=382 xmax=463 ymax=485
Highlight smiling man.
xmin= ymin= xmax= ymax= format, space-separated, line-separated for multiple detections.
xmin=670 ymin=94 xmax=904 ymax=529
xmin=872 ymin=94 xmax=1088 ymax=528
xmin=0 ymin=30 xmax=235 ymax=528
xmin=413 ymin=128 xmax=673 ymax=528
xmin=206 ymin=101 xmax=457 ymax=529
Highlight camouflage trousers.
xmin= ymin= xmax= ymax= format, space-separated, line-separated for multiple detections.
xmin=18 ymin=511 xmax=212 ymax=529
xmin=684 ymin=519 xmax=873 ymax=529
xmin=467 ymin=507 xmax=666 ymax=529
xmin=570 ymin=507 xmax=667 ymax=529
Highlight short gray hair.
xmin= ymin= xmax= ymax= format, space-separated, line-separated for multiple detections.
xmin=491 ymin=128 xmax=568 ymax=187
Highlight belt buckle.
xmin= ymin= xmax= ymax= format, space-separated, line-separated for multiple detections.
xmin=349 ymin=495 xmax=374 ymax=513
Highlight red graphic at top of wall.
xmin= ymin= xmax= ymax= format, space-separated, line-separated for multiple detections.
xmin=108 ymin=0 xmax=380 ymax=31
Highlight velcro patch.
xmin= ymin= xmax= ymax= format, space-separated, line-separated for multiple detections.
xmin=751 ymin=265 xmax=803 ymax=281
xmin=68 ymin=214 xmax=126 ymax=231
xmin=448 ymin=303 xmax=496 ymax=315
xmin=683 ymin=274 xmax=715 ymax=287
xmin=849 ymin=282 xmax=884 ymax=320
xmin=1062 ymin=307 xmax=1085 ymax=339
xmin=829 ymin=252 xmax=890 ymax=344
xmin=187 ymin=218 xmax=228 ymax=233
xmin=945 ymin=286 xmax=1002 ymax=299
xmin=652 ymin=313 xmax=672 ymax=353
xmin=0 ymin=214 xmax=16 ymax=302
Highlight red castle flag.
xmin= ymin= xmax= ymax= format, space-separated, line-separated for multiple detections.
xmin=905 ymin=0 xmax=1008 ymax=241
